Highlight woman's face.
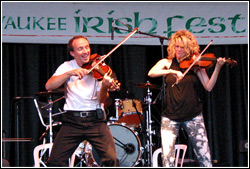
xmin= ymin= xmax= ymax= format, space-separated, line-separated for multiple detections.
xmin=174 ymin=41 xmax=186 ymax=62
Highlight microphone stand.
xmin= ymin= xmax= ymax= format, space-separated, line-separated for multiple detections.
xmin=12 ymin=96 xmax=34 ymax=166
xmin=112 ymin=22 xmax=168 ymax=166
xmin=159 ymin=38 xmax=166 ymax=112
xmin=112 ymin=21 xmax=168 ymax=111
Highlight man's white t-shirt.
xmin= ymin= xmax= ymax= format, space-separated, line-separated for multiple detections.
xmin=53 ymin=59 xmax=102 ymax=111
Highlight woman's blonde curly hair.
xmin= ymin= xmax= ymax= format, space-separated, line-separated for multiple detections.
xmin=167 ymin=30 xmax=200 ymax=61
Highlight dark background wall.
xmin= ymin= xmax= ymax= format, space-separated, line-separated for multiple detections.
xmin=2 ymin=42 xmax=248 ymax=167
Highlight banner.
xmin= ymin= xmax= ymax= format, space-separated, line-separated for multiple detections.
xmin=2 ymin=2 xmax=248 ymax=45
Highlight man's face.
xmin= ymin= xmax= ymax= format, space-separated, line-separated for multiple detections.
xmin=70 ymin=38 xmax=91 ymax=67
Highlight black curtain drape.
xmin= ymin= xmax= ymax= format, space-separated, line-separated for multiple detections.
xmin=2 ymin=43 xmax=248 ymax=167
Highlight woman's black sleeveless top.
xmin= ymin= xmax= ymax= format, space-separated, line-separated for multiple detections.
xmin=162 ymin=58 xmax=203 ymax=122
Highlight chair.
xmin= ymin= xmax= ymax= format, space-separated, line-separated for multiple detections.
xmin=152 ymin=148 xmax=162 ymax=167
xmin=152 ymin=144 xmax=187 ymax=167
xmin=33 ymin=143 xmax=53 ymax=167
xmin=174 ymin=144 xmax=187 ymax=167
xmin=33 ymin=143 xmax=77 ymax=167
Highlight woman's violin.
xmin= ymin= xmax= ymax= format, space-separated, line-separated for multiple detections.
xmin=82 ymin=53 xmax=120 ymax=91
xmin=179 ymin=53 xmax=237 ymax=69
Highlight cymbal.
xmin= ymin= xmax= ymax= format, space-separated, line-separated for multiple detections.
xmin=35 ymin=89 xmax=64 ymax=96
xmin=134 ymin=82 xmax=161 ymax=90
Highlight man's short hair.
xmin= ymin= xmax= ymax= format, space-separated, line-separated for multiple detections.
xmin=67 ymin=35 xmax=89 ymax=52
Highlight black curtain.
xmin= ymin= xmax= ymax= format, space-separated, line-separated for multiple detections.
xmin=2 ymin=43 xmax=248 ymax=167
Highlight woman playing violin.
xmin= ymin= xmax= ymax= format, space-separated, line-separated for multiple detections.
xmin=45 ymin=35 xmax=119 ymax=166
xmin=148 ymin=30 xmax=226 ymax=167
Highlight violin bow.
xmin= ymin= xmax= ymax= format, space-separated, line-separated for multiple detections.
xmin=87 ymin=28 xmax=138 ymax=74
xmin=172 ymin=40 xmax=213 ymax=87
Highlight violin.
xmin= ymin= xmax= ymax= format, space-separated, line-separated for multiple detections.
xmin=179 ymin=53 xmax=238 ymax=69
xmin=82 ymin=53 xmax=112 ymax=79
xmin=82 ymin=53 xmax=120 ymax=91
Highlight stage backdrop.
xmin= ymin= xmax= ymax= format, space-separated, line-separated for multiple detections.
xmin=1 ymin=1 xmax=249 ymax=168
xmin=2 ymin=2 xmax=248 ymax=45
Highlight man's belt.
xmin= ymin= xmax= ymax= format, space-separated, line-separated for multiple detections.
xmin=67 ymin=110 xmax=97 ymax=118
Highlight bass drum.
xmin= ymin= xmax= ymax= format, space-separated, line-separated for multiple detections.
xmin=84 ymin=123 xmax=142 ymax=167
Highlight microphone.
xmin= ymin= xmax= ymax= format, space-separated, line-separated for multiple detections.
xmin=111 ymin=20 xmax=115 ymax=40
xmin=111 ymin=26 xmax=114 ymax=40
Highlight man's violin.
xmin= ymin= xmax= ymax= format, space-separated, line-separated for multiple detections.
xmin=179 ymin=53 xmax=237 ymax=69
xmin=82 ymin=53 xmax=120 ymax=91
xmin=82 ymin=53 xmax=112 ymax=80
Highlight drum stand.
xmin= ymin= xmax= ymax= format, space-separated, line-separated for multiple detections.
xmin=144 ymin=81 xmax=155 ymax=167
xmin=74 ymin=142 xmax=87 ymax=167
xmin=47 ymin=96 xmax=53 ymax=144
xmin=109 ymin=98 xmax=121 ymax=121
xmin=40 ymin=95 xmax=65 ymax=144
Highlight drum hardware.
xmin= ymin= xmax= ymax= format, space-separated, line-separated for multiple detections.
xmin=40 ymin=96 xmax=65 ymax=109
xmin=34 ymin=90 xmax=65 ymax=145
xmin=51 ymin=108 xmax=67 ymax=117
xmin=113 ymin=137 xmax=135 ymax=154
xmin=41 ymin=96 xmax=62 ymax=144
xmin=131 ymin=98 xmax=144 ymax=127
xmin=47 ymin=96 xmax=54 ymax=144
xmin=35 ymin=89 xmax=64 ymax=96
xmin=109 ymin=98 xmax=122 ymax=121
xmin=134 ymin=82 xmax=161 ymax=90
xmin=152 ymin=89 xmax=162 ymax=104
xmin=143 ymin=81 xmax=155 ymax=167
xmin=74 ymin=141 xmax=88 ymax=167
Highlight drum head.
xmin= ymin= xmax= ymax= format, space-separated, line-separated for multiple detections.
xmin=109 ymin=124 xmax=141 ymax=167
xmin=84 ymin=123 xmax=142 ymax=167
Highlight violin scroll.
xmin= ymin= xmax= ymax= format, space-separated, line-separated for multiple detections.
xmin=225 ymin=58 xmax=237 ymax=68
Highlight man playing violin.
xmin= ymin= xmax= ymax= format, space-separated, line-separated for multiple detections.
xmin=148 ymin=30 xmax=226 ymax=167
xmin=45 ymin=35 xmax=119 ymax=166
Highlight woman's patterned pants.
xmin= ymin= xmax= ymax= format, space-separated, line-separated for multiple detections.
xmin=161 ymin=113 xmax=212 ymax=167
